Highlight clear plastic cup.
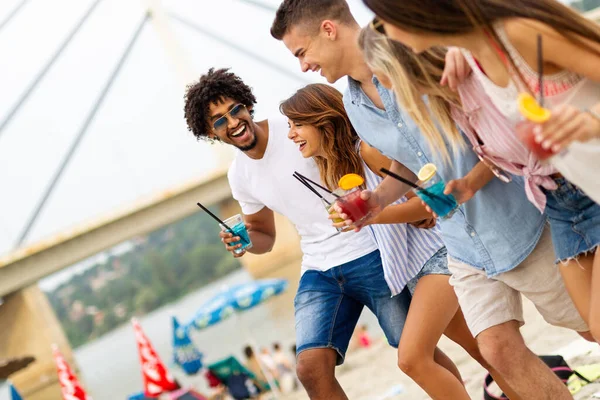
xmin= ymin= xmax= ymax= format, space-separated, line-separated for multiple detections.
xmin=414 ymin=164 xmax=458 ymax=220
xmin=220 ymin=214 xmax=252 ymax=255
xmin=515 ymin=92 xmax=555 ymax=161
xmin=515 ymin=119 xmax=556 ymax=161
xmin=414 ymin=178 xmax=458 ymax=219
xmin=320 ymin=198 xmax=344 ymax=233
xmin=337 ymin=188 xmax=371 ymax=227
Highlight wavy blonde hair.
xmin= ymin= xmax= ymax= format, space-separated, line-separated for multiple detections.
xmin=358 ymin=27 xmax=465 ymax=164
xmin=280 ymin=84 xmax=365 ymax=190
xmin=362 ymin=0 xmax=600 ymax=92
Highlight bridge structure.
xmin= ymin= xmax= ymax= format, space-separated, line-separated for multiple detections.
xmin=0 ymin=0 xmax=308 ymax=398
xmin=0 ymin=167 xmax=303 ymax=400
xmin=0 ymin=2 xmax=598 ymax=399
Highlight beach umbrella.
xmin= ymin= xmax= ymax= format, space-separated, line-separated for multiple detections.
xmin=189 ymin=279 xmax=288 ymax=330
xmin=9 ymin=383 xmax=23 ymax=400
xmin=52 ymin=344 xmax=92 ymax=400
xmin=185 ymin=279 xmax=288 ymax=398
xmin=132 ymin=318 xmax=179 ymax=397
xmin=172 ymin=316 xmax=203 ymax=375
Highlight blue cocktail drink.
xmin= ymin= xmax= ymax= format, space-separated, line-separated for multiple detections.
xmin=415 ymin=181 xmax=458 ymax=219
xmin=221 ymin=214 xmax=253 ymax=254
xmin=415 ymin=164 xmax=458 ymax=220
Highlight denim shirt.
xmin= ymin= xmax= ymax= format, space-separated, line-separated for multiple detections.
xmin=344 ymin=77 xmax=547 ymax=277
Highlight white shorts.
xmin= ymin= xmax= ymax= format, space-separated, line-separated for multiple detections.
xmin=448 ymin=225 xmax=588 ymax=337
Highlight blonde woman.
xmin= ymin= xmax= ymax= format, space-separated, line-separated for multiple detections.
xmin=359 ymin=26 xmax=594 ymax=400
xmin=361 ymin=0 xmax=600 ymax=346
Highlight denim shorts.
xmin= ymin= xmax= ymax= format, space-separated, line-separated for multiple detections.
xmin=294 ymin=250 xmax=412 ymax=365
xmin=405 ymin=247 xmax=450 ymax=295
xmin=543 ymin=177 xmax=600 ymax=262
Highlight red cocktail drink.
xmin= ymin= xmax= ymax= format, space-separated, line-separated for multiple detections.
xmin=338 ymin=189 xmax=370 ymax=226
xmin=516 ymin=120 xmax=555 ymax=161
xmin=516 ymin=93 xmax=554 ymax=161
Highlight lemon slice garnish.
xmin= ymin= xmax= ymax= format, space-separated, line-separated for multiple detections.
xmin=517 ymin=93 xmax=551 ymax=123
xmin=417 ymin=163 xmax=437 ymax=182
xmin=338 ymin=173 xmax=364 ymax=190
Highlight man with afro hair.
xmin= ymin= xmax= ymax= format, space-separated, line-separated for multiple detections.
xmin=185 ymin=68 xmax=259 ymax=150
xmin=184 ymin=68 xmax=412 ymax=399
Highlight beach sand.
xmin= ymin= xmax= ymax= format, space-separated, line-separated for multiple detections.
xmin=281 ymin=296 xmax=600 ymax=400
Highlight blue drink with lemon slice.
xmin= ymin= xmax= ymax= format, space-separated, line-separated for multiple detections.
xmin=414 ymin=163 xmax=458 ymax=219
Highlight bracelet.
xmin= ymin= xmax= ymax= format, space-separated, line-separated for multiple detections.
xmin=586 ymin=108 xmax=600 ymax=123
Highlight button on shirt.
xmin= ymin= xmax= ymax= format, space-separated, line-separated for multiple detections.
xmin=343 ymin=77 xmax=546 ymax=277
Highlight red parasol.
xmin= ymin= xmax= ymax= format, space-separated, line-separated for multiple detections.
xmin=52 ymin=344 xmax=92 ymax=400
xmin=132 ymin=318 xmax=179 ymax=397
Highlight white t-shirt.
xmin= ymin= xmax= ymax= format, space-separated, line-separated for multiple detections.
xmin=227 ymin=116 xmax=377 ymax=273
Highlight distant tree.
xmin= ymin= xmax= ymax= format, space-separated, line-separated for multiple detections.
xmin=134 ymin=287 xmax=160 ymax=314
xmin=46 ymin=211 xmax=242 ymax=347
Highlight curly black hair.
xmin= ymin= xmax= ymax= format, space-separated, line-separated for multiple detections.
xmin=184 ymin=68 xmax=257 ymax=141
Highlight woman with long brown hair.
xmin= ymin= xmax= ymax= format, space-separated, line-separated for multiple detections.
xmin=280 ymin=83 xmax=517 ymax=400
xmin=363 ymin=0 xmax=600 ymax=330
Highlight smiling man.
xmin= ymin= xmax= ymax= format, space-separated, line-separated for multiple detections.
xmin=183 ymin=68 xmax=414 ymax=399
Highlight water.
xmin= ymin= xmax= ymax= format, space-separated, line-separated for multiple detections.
xmin=73 ymin=269 xmax=294 ymax=398
xmin=415 ymin=181 xmax=458 ymax=219
xmin=70 ymin=265 xmax=379 ymax=399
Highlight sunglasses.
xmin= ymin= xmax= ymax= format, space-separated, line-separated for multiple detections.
xmin=370 ymin=17 xmax=386 ymax=35
xmin=213 ymin=103 xmax=248 ymax=132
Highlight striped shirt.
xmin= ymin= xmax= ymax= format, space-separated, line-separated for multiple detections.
xmin=452 ymin=70 xmax=557 ymax=212
xmin=363 ymin=161 xmax=445 ymax=296
xmin=457 ymin=23 xmax=599 ymax=212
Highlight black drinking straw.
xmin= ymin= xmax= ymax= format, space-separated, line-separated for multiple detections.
xmin=293 ymin=172 xmax=319 ymax=194
xmin=380 ymin=167 xmax=426 ymax=191
xmin=197 ymin=202 xmax=233 ymax=232
xmin=294 ymin=171 xmax=340 ymax=198
xmin=380 ymin=168 xmax=455 ymax=206
xmin=293 ymin=174 xmax=330 ymax=204
xmin=537 ymin=34 xmax=544 ymax=107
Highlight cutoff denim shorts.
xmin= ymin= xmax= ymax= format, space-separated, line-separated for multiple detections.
xmin=294 ymin=250 xmax=411 ymax=365
xmin=543 ymin=177 xmax=600 ymax=262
